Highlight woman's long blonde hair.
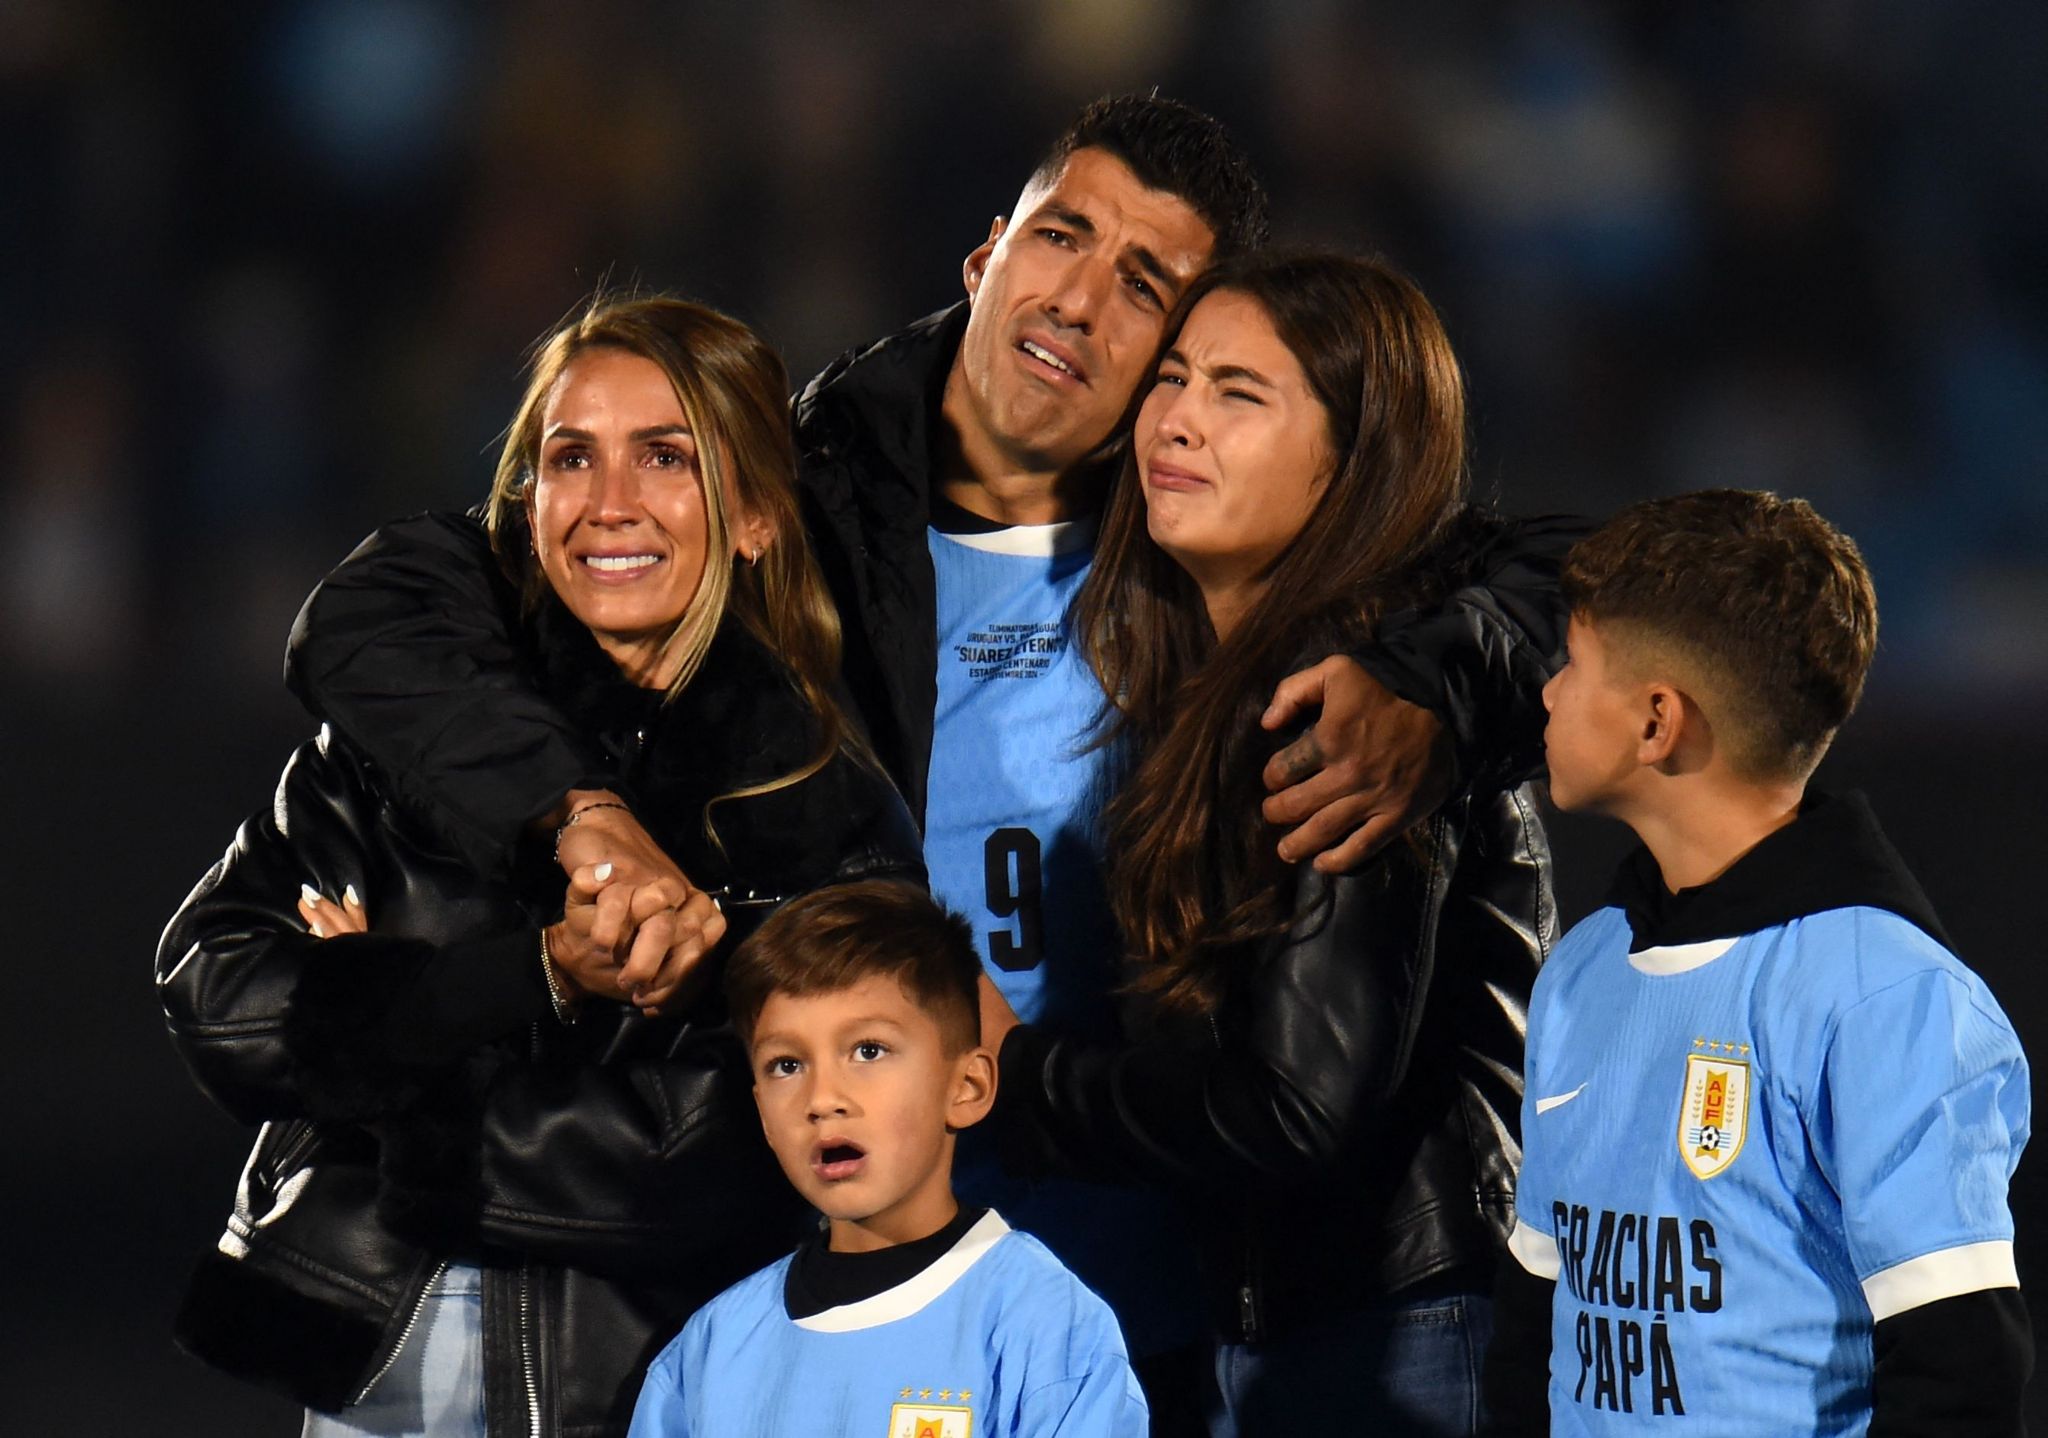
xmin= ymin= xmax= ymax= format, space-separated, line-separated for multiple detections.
xmin=484 ymin=293 xmax=857 ymax=810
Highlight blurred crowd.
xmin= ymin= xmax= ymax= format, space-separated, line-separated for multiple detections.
xmin=5 ymin=0 xmax=2045 ymax=703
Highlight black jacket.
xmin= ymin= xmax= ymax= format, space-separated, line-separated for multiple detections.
xmin=996 ymin=783 xmax=1553 ymax=1342
xmin=159 ymin=598 xmax=923 ymax=1437
xmin=285 ymin=305 xmax=1581 ymax=857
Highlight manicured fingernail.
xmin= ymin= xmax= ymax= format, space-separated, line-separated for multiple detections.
xmin=300 ymin=883 xmax=322 ymax=906
xmin=594 ymin=862 xmax=613 ymax=881
xmin=309 ymin=921 xmax=327 ymax=938
xmin=343 ymin=884 xmax=361 ymax=908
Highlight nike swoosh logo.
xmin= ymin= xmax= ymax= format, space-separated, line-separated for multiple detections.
xmin=1535 ymin=1084 xmax=1587 ymax=1115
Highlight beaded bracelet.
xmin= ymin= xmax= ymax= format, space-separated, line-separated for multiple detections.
xmin=538 ymin=926 xmax=578 ymax=1026
xmin=552 ymin=800 xmax=632 ymax=862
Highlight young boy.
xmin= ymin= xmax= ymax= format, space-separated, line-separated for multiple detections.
xmin=1486 ymin=490 xmax=2031 ymax=1435
xmin=628 ymin=880 xmax=1147 ymax=1438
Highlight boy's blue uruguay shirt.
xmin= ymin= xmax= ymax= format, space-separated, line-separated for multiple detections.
xmin=1509 ymin=792 xmax=2029 ymax=1435
xmin=919 ymin=510 xmax=1203 ymax=1356
xmin=626 ymin=1210 xmax=1147 ymax=1438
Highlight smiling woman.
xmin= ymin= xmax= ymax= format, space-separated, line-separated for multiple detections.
xmin=157 ymin=294 xmax=924 ymax=1438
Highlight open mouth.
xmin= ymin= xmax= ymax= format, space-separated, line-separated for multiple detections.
xmin=579 ymin=553 xmax=662 ymax=577
xmin=1018 ymin=338 xmax=1083 ymax=382
xmin=812 ymin=1141 xmax=867 ymax=1182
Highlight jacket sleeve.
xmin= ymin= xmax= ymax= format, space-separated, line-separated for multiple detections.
xmin=993 ymin=817 xmax=1454 ymax=1198
xmin=155 ymin=731 xmax=552 ymax=1129
xmin=156 ymin=734 xmax=792 ymax=1277
xmin=283 ymin=510 xmax=613 ymax=875
xmin=1352 ymin=512 xmax=1585 ymax=794
xmin=1481 ymin=1258 xmax=1555 ymax=1436
xmin=1869 ymin=1288 xmax=2032 ymax=1436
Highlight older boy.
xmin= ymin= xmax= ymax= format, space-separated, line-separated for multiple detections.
xmin=1486 ymin=490 xmax=2031 ymax=1435
xmin=628 ymin=881 xmax=1144 ymax=1438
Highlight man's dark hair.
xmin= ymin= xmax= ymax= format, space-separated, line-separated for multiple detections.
xmin=1030 ymin=93 xmax=1270 ymax=257
xmin=1562 ymin=489 xmax=1879 ymax=781
xmin=725 ymin=880 xmax=983 ymax=1053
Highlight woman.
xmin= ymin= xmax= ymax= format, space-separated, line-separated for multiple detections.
xmin=158 ymin=296 xmax=921 ymax=1437
xmin=984 ymin=252 xmax=1551 ymax=1436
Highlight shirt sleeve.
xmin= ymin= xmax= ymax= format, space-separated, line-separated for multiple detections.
xmin=1017 ymin=1361 xmax=1149 ymax=1438
xmin=1810 ymin=958 xmax=2030 ymax=1319
xmin=625 ymin=1323 xmax=698 ymax=1438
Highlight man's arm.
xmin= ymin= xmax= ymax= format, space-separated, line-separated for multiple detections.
xmin=1261 ymin=512 xmax=1585 ymax=871
xmin=284 ymin=510 xmax=612 ymax=874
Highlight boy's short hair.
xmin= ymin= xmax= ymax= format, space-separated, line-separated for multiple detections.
xmin=725 ymin=880 xmax=983 ymax=1054
xmin=1029 ymin=93 xmax=1270 ymax=258
xmin=1562 ymin=489 xmax=1878 ymax=781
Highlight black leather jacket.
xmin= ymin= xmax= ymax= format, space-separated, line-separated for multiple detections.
xmin=995 ymin=784 xmax=1554 ymax=1343
xmin=158 ymin=600 xmax=923 ymax=1437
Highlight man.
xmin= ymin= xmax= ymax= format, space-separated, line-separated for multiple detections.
xmin=287 ymin=94 xmax=1568 ymax=1426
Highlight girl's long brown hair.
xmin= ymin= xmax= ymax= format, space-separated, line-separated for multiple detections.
xmin=484 ymin=294 xmax=859 ymax=817
xmin=1074 ymin=251 xmax=1470 ymax=1011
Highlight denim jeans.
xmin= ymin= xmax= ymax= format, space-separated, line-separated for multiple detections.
xmin=303 ymin=1264 xmax=486 ymax=1438
xmin=1210 ymin=1290 xmax=1493 ymax=1438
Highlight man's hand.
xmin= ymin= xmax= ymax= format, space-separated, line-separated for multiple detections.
xmin=552 ymin=790 xmax=692 ymax=893
xmin=1260 ymin=655 xmax=1453 ymax=874
xmin=977 ymin=973 xmax=1021 ymax=1054
xmin=553 ymin=862 xmax=726 ymax=1016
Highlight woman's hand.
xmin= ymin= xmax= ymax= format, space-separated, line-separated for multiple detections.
xmin=1259 ymin=655 xmax=1453 ymax=874
xmin=978 ymin=973 xmax=1021 ymax=1053
xmin=553 ymin=863 xmax=726 ymax=1016
xmin=297 ymin=882 xmax=367 ymax=939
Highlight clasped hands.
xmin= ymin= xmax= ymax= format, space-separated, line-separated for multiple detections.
xmin=295 ymin=790 xmax=723 ymax=1019
xmin=545 ymin=793 xmax=726 ymax=1017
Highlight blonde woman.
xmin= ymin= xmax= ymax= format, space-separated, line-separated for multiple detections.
xmin=159 ymin=297 xmax=921 ymax=1438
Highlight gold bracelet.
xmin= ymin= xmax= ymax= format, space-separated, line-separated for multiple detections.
xmin=538 ymin=926 xmax=577 ymax=1026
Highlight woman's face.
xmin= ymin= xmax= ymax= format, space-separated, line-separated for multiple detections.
xmin=1135 ymin=290 xmax=1332 ymax=612
xmin=528 ymin=347 xmax=725 ymax=685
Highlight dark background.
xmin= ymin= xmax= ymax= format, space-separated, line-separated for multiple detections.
xmin=4 ymin=3 xmax=2044 ymax=1432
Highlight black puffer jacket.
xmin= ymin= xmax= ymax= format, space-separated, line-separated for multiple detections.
xmin=995 ymin=783 xmax=1554 ymax=1342
xmin=159 ymin=597 xmax=923 ymax=1437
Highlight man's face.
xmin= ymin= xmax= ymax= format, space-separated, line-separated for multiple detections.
xmin=952 ymin=147 xmax=1216 ymax=475
xmin=748 ymin=975 xmax=993 ymax=1252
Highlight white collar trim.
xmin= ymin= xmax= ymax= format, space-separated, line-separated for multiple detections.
xmin=792 ymin=1210 xmax=1011 ymax=1332
xmin=1627 ymin=937 xmax=1740 ymax=975
xmin=933 ymin=515 xmax=1096 ymax=557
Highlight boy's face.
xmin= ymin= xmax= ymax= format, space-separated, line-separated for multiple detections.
xmin=1542 ymin=615 xmax=1648 ymax=814
xmin=748 ymin=975 xmax=995 ymax=1253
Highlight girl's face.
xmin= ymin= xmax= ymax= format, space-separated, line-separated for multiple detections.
xmin=527 ymin=348 xmax=720 ymax=687
xmin=1134 ymin=290 xmax=1333 ymax=619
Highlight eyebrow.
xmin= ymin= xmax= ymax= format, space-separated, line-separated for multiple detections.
xmin=1038 ymin=199 xmax=1188 ymax=297
xmin=543 ymin=424 xmax=694 ymax=442
xmin=1160 ymin=349 xmax=1276 ymax=388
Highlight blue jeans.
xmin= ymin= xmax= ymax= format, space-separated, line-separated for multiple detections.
xmin=303 ymin=1264 xmax=486 ymax=1438
xmin=1210 ymin=1290 xmax=1493 ymax=1438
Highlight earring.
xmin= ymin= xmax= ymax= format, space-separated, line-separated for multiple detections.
xmin=748 ymin=548 xmax=762 ymax=567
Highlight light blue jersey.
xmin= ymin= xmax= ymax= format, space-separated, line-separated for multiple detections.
xmin=628 ymin=1211 xmax=1146 ymax=1438
xmin=1511 ymin=904 xmax=2029 ymax=1435
xmin=923 ymin=522 xmax=1119 ymax=1033
xmin=921 ymin=520 xmax=1203 ymax=1357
